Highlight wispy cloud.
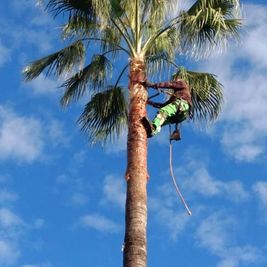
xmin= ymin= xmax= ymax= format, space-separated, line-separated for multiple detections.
xmin=0 ymin=240 xmax=20 ymax=266
xmin=104 ymin=130 xmax=127 ymax=154
xmin=149 ymin=194 xmax=191 ymax=239
xmin=79 ymin=213 xmax=121 ymax=234
xmin=0 ymin=179 xmax=47 ymax=267
xmin=70 ymin=193 xmax=88 ymax=206
xmin=0 ymin=190 xmax=18 ymax=205
xmin=0 ymin=208 xmax=23 ymax=228
xmin=45 ymin=119 xmax=69 ymax=148
xmin=0 ymin=40 xmax=11 ymax=67
xmin=21 ymin=263 xmax=52 ymax=267
xmin=102 ymin=175 xmax=126 ymax=210
xmin=0 ymin=208 xmax=24 ymax=266
xmin=196 ymin=213 xmax=263 ymax=267
xmin=0 ymin=105 xmax=44 ymax=163
xmin=197 ymin=3 xmax=267 ymax=162
xmin=24 ymin=74 xmax=60 ymax=96
xmin=33 ymin=218 xmax=45 ymax=230
xmin=253 ymin=181 xmax=267 ymax=220
xmin=0 ymin=105 xmax=69 ymax=163
xmin=175 ymin=160 xmax=249 ymax=202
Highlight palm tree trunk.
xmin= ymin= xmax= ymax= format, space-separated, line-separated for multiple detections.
xmin=123 ymin=57 xmax=148 ymax=267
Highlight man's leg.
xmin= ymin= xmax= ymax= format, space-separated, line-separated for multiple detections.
xmin=151 ymin=102 xmax=178 ymax=135
xmin=143 ymin=99 xmax=190 ymax=137
xmin=150 ymin=111 xmax=168 ymax=135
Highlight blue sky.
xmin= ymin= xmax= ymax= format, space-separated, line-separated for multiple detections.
xmin=0 ymin=1 xmax=267 ymax=267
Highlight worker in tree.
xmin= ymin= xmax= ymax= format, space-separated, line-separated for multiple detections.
xmin=141 ymin=78 xmax=192 ymax=139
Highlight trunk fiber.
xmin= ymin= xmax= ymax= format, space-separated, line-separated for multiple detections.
xmin=123 ymin=57 xmax=148 ymax=267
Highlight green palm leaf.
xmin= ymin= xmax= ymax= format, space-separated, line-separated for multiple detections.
xmin=78 ymin=86 xmax=128 ymax=143
xmin=61 ymin=14 xmax=98 ymax=39
xmin=61 ymin=54 xmax=113 ymax=106
xmin=23 ymin=40 xmax=85 ymax=80
xmin=46 ymin=0 xmax=110 ymax=27
xmin=141 ymin=0 xmax=174 ymax=26
xmin=100 ymin=26 xmax=123 ymax=53
xmin=179 ymin=0 xmax=241 ymax=57
xmin=23 ymin=0 xmax=242 ymax=143
xmin=46 ymin=0 xmax=95 ymax=18
xmin=146 ymin=27 xmax=179 ymax=60
xmin=146 ymin=52 xmax=172 ymax=78
xmin=173 ymin=66 xmax=223 ymax=123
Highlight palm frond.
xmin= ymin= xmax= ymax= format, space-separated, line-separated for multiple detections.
xmin=141 ymin=0 xmax=177 ymax=26
xmin=46 ymin=0 xmax=95 ymax=17
xmin=146 ymin=27 xmax=179 ymax=59
xmin=23 ymin=40 xmax=85 ymax=80
xmin=100 ymin=26 xmax=123 ymax=53
xmin=60 ymin=54 xmax=113 ymax=106
xmin=110 ymin=0 xmax=125 ymax=18
xmin=61 ymin=14 xmax=98 ymax=39
xmin=146 ymin=52 xmax=173 ymax=79
xmin=180 ymin=0 xmax=241 ymax=58
xmin=144 ymin=26 xmax=180 ymax=78
xmin=173 ymin=66 xmax=223 ymax=123
xmin=78 ymin=86 xmax=128 ymax=143
xmin=46 ymin=0 xmax=111 ymax=26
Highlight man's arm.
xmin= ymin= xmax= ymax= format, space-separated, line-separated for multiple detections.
xmin=147 ymin=100 xmax=164 ymax=108
xmin=147 ymin=99 xmax=171 ymax=108
xmin=144 ymin=80 xmax=187 ymax=90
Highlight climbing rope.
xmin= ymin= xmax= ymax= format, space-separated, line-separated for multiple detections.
xmin=169 ymin=125 xmax=192 ymax=216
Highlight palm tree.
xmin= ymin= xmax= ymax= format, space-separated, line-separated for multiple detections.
xmin=23 ymin=0 xmax=241 ymax=266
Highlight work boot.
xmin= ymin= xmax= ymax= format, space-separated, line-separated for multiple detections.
xmin=170 ymin=129 xmax=181 ymax=141
xmin=141 ymin=117 xmax=155 ymax=138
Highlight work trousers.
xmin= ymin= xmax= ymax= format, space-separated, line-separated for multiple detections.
xmin=151 ymin=99 xmax=190 ymax=135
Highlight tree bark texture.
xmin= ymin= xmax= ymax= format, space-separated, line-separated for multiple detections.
xmin=123 ymin=57 xmax=148 ymax=267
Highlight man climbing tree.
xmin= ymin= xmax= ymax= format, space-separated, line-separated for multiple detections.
xmin=23 ymin=1 xmax=242 ymax=266
xmin=142 ymin=78 xmax=192 ymax=139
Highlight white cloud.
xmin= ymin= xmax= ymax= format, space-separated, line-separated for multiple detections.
xmin=176 ymin=160 xmax=249 ymax=202
xmin=102 ymin=175 xmax=126 ymax=209
xmin=46 ymin=119 xmax=69 ymax=147
xmin=196 ymin=213 xmax=263 ymax=267
xmin=0 ymin=208 xmax=23 ymax=228
xmin=0 ymin=41 xmax=11 ymax=67
xmin=242 ymin=4 xmax=267 ymax=69
xmin=253 ymin=181 xmax=267 ymax=220
xmin=24 ymin=74 xmax=60 ymax=95
xmin=253 ymin=182 xmax=267 ymax=206
xmin=196 ymin=213 xmax=233 ymax=255
xmin=21 ymin=263 xmax=52 ymax=267
xmin=0 ymin=240 xmax=20 ymax=266
xmin=221 ymin=126 xmax=265 ymax=162
xmin=80 ymin=213 xmax=121 ymax=234
xmin=149 ymin=194 xmax=191 ymax=239
xmin=71 ymin=193 xmax=88 ymax=206
xmin=8 ymin=0 xmax=56 ymax=53
xmin=0 ymin=208 xmax=24 ymax=266
xmin=11 ymin=0 xmax=38 ymax=12
xmin=0 ymin=205 xmax=45 ymax=266
xmin=222 ymin=181 xmax=249 ymax=203
xmin=197 ymin=3 xmax=267 ymax=162
xmin=0 ymin=105 xmax=68 ymax=163
xmin=0 ymin=106 xmax=44 ymax=162
xmin=104 ymin=130 xmax=127 ymax=154
xmin=33 ymin=218 xmax=45 ymax=229
xmin=0 ymin=190 xmax=18 ymax=204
